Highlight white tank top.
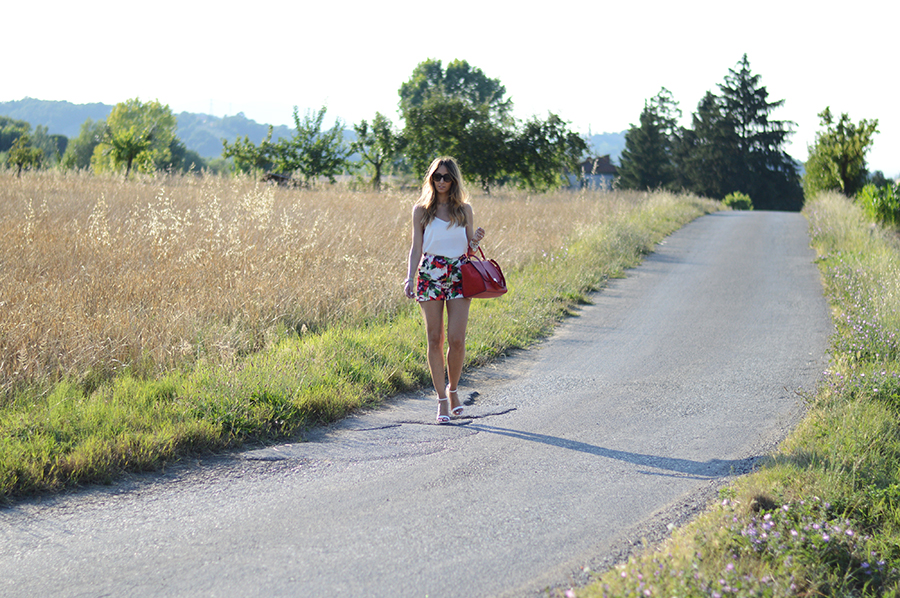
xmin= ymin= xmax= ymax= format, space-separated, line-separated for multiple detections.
xmin=422 ymin=217 xmax=468 ymax=257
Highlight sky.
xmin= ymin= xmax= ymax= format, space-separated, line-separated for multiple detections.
xmin=5 ymin=0 xmax=899 ymax=176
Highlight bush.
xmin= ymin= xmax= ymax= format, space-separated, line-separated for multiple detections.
xmin=723 ymin=191 xmax=753 ymax=210
xmin=856 ymin=183 xmax=900 ymax=227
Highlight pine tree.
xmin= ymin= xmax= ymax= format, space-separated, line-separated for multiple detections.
xmin=675 ymin=92 xmax=743 ymax=199
xmin=716 ymin=55 xmax=803 ymax=210
xmin=618 ymin=89 xmax=681 ymax=190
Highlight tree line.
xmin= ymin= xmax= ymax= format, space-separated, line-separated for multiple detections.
xmin=617 ymin=55 xmax=805 ymax=210
xmin=1 ymin=60 xmax=587 ymax=191
xmin=3 ymin=56 xmax=888 ymax=209
xmin=222 ymin=58 xmax=587 ymax=192
xmin=616 ymin=54 xmax=887 ymax=212
xmin=1 ymin=99 xmax=205 ymax=177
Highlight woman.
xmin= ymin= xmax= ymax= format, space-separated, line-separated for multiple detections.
xmin=404 ymin=157 xmax=485 ymax=423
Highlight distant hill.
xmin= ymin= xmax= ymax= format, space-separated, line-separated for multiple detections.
xmin=0 ymin=98 xmax=295 ymax=159
xmin=174 ymin=112 xmax=294 ymax=158
xmin=0 ymin=98 xmax=111 ymax=138
xmin=1 ymin=97 xmax=625 ymax=163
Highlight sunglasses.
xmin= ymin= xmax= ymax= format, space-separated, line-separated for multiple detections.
xmin=432 ymin=172 xmax=453 ymax=183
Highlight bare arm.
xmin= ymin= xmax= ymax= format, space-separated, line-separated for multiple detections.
xmin=404 ymin=205 xmax=426 ymax=299
xmin=464 ymin=204 xmax=485 ymax=251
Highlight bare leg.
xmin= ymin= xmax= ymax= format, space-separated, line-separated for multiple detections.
xmin=419 ymin=299 xmax=449 ymax=419
xmin=445 ymin=297 xmax=472 ymax=414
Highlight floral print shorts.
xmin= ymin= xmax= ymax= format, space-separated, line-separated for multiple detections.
xmin=416 ymin=253 xmax=467 ymax=302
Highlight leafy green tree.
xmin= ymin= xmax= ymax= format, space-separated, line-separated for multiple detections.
xmin=399 ymin=58 xmax=512 ymax=123
xmin=274 ymin=106 xmax=351 ymax=185
xmin=222 ymin=126 xmax=277 ymax=174
xmin=803 ymin=107 xmax=879 ymax=199
xmin=0 ymin=116 xmax=31 ymax=153
xmin=352 ymin=112 xmax=406 ymax=190
xmin=61 ymin=118 xmax=106 ymax=170
xmin=401 ymin=93 xmax=487 ymax=177
xmin=29 ymin=125 xmax=65 ymax=165
xmin=869 ymin=171 xmax=891 ymax=188
xmin=400 ymin=59 xmax=516 ymax=189
xmin=7 ymin=135 xmax=43 ymax=176
xmin=464 ymin=116 xmax=514 ymax=191
xmin=165 ymin=138 xmax=206 ymax=173
xmin=399 ymin=59 xmax=586 ymax=191
xmin=511 ymin=113 xmax=588 ymax=191
xmin=402 ymin=93 xmax=513 ymax=191
xmin=92 ymin=98 xmax=177 ymax=177
xmin=50 ymin=134 xmax=68 ymax=159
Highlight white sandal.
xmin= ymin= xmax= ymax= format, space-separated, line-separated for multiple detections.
xmin=436 ymin=397 xmax=451 ymax=423
xmin=448 ymin=386 xmax=463 ymax=416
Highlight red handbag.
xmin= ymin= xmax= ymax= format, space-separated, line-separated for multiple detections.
xmin=461 ymin=246 xmax=507 ymax=299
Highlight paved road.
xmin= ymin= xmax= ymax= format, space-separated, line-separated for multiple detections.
xmin=0 ymin=211 xmax=832 ymax=597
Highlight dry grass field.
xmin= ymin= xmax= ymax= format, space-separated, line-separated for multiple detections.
xmin=0 ymin=170 xmax=649 ymax=399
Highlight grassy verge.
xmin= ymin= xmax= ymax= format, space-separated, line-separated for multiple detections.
xmin=577 ymin=192 xmax=900 ymax=597
xmin=0 ymin=191 xmax=719 ymax=499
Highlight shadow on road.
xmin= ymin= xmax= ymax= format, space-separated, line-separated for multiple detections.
xmin=473 ymin=424 xmax=756 ymax=480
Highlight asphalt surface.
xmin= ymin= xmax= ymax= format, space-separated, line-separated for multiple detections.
xmin=0 ymin=211 xmax=832 ymax=597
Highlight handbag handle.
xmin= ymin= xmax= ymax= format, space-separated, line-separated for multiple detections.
xmin=467 ymin=245 xmax=487 ymax=260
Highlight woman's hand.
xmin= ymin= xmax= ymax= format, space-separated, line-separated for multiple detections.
xmin=469 ymin=227 xmax=486 ymax=251
xmin=403 ymin=278 xmax=415 ymax=299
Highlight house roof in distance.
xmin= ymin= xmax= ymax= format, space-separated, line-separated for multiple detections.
xmin=579 ymin=155 xmax=617 ymax=175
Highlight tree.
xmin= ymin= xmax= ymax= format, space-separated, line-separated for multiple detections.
xmin=92 ymin=98 xmax=177 ymax=177
xmin=222 ymin=126 xmax=277 ymax=174
xmin=618 ymin=88 xmax=682 ymax=191
xmin=274 ymin=106 xmax=351 ymax=185
xmin=649 ymin=87 xmax=683 ymax=154
xmin=399 ymin=58 xmax=586 ymax=191
xmin=464 ymin=115 xmax=515 ymax=191
xmin=402 ymin=92 xmax=489 ymax=179
xmin=511 ymin=113 xmax=588 ymax=191
xmin=618 ymin=106 xmax=669 ymax=190
xmin=716 ymin=55 xmax=802 ymax=210
xmin=402 ymin=93 xmax=515 ymax=191
xmin=352 ymin=112 xmax=406 ymax=190
xmin=26 ymin=125 xmax=66 ymax=166
xmin=803 ymin=107 xmax=879 ymax=199
xmin=869 ymin=171 xmax=891 ymax=188
xmin=0 ymin=116 xmax=30 ymax=153
xmin=49 ymin=134 xmax=68 ymax=159
xmin=61 ymin=118 xmax=106 ymax=170
xmin=7 ymin=135 xmax=43 ymax=176
xmin=674 ymin=92 xmax=743 ymax=198
xmin=165 ymin=138 xmax=206 ymax=173
xmin=399 ymin=58 xmax=512 ymax=123
xmin=399 ymin=59 xmax=516 ymax=189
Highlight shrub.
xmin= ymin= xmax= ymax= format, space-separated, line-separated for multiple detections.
xmin=856 ymin=183 xmax=900 ymax=227
xmin=723 ymin=191 xmax=753 ymax=210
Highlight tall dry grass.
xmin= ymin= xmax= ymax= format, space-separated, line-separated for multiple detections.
xmin=0 ymin=170 xmax=645 ymax=398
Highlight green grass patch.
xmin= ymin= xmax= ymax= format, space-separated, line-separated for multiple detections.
xmin=576 ymin=192 xmax=900 ymax=597
xmin=0 ymin=192 xmax=719 ymax=499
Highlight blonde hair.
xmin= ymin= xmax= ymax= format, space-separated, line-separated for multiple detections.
xmin=416 ymin=156 xmax=469 ymax=228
